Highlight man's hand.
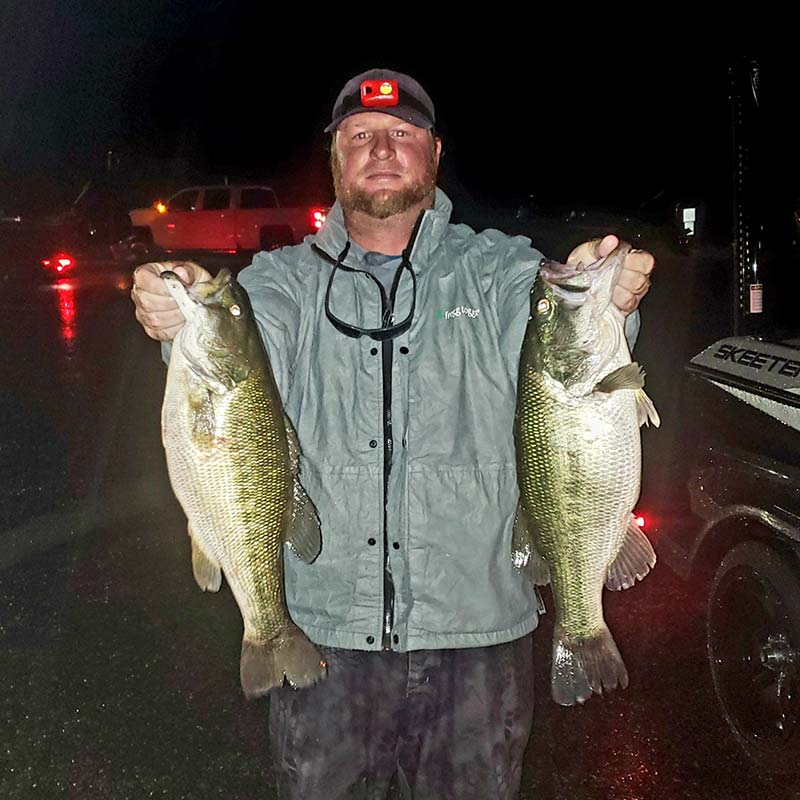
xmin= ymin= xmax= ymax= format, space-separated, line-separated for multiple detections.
xmin=131 ymin=261 xmax=212 ymax=341
xmin=567 ymin=234 xmax=654 ymax=316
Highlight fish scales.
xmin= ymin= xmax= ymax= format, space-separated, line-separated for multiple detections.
xmin=160 ymin=267 xmax=326 ymax=698
xmin=166 ymin=377 xmax=286 ymax=641
xmin=517 ymin=368 xmax=639 ymax=627
xmin=513 ymin=245 xmax=658 ymax=706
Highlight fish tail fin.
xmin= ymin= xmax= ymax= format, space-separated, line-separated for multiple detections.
xmin=551 ymin=624 xmax=628 ymax=706
xmin=240 ymin=626 xmax=327 ymax=699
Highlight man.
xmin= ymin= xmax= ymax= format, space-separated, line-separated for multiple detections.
xmin=132 ymin=68 xmax=653 ymax=799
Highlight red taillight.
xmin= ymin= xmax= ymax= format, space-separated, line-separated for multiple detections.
xmin=42 ymin=252 xmax=75 ymax=273
xmin=310 ymin=208 xmax=327 ymax=231
xmin=634 ymin=514 xmax=647 ymax=529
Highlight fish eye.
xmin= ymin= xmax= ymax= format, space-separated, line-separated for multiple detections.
xmin=535 ymin=298 xmax=552 ymax=315
xmin=229 ymin=304 xmax=242 ymax=317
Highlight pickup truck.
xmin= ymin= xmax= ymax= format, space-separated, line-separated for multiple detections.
xmin=129 ymin=185 xmax=328 ymax=253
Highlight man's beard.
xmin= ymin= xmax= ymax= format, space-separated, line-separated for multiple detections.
xmin=331 ymin=148 xmax=438 ymax=220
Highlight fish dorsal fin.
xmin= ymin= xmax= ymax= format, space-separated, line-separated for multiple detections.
xmin=605 ymin=515 xmax=657 ymax=591
xmin=282 ymin=414 xmax=322 ymax=564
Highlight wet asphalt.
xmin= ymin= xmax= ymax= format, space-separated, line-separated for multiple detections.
xmin=0 ymin=254 xmax=797 ymax=799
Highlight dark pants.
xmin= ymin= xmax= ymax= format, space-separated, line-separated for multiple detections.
xmin=268 ymin=634 xmax=535 ymax=800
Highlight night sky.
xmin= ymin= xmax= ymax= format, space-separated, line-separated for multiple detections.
xmin=1 ymin=6 xmax=794 ymax=221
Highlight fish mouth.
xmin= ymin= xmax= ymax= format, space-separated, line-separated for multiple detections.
xmin=162 ymin=270 xmax=199 ymax=321
xmin=539 ymin=243 xmax=631 ymax=301
xmin=162 ymin=269 xmax=247 ymax=393
xmin=162 ymin=268 xmax=235 ymax=317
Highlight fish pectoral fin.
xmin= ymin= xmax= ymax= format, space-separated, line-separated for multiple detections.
xmin=284 ymin=479 xmax=322 ymax=564
xmin=594 ymin=362 xmax=645 ymax=394
xmin=593 ymin=363 xmax=661 ymax=426
xmin=189 ymin=525 xmax=222 ymax=592
xmin=635 ymin=388 xmax=661 ymax=428
xmin=605 ymin=515 xmax=657 ymax=591
xmin=512 ymin=502 xmax=550 ymax=585
xmin=188 ymin=386 xmax=218 ymax=448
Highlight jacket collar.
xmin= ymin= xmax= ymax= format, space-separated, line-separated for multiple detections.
xmin=314 ymin=187 xmax=453 ymax=270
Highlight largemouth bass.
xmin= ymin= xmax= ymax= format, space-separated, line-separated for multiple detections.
xmin=160 ymin=267 xmax=326 ymax=698
xmin=513 ymin=244 xmax=659 ymax=706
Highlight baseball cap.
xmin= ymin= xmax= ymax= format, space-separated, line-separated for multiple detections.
xmin=325 ymin=68 xmax=435 ymax=133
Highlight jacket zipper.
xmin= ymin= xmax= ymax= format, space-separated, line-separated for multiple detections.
xmin=312 ymin=213 xmax=424 ymax=650
xmin=325 ymin=266 xmax=397 ymax=649
xmin=379 ymin=267 xmax=404 ymax=649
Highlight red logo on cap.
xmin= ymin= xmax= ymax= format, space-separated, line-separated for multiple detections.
xmin=360 ymin=79 xmax=399 ymax=108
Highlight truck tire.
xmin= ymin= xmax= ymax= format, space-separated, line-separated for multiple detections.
xmin=259 ymin=225 xmax=294 ymax=250
xmin=707 ymin=539 xmax=800 ymax=775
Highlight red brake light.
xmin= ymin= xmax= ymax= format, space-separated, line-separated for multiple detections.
xmin=634 ymin=514 xmax=646 ymax=529
xmin=310 ymin=208 xmax=327 ymax=231
xmin=42 ymin=252 xmax=75 ymax=273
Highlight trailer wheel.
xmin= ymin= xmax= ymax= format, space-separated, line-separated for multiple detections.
xmin=259 ymin=226 xmax=294 ymax=250
xmin=707 ymin=539 xmax=800 ymax=775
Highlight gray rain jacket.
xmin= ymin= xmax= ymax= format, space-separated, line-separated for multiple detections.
xmin=236 ymin=188 xmax=545 ymax=651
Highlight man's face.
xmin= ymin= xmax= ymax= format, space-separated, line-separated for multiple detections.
xmin=331 ymin=112 xmax=441 ymax=220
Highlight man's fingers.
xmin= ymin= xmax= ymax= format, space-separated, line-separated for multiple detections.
xmin=132 ymin=287 xmax=182 ymax=311
xmin=135 ymin=304 xmax=186 ymax=331
xmin=612 ymin=286 xmax=640 ymax=315
xmin=171 ymin=265 xmax=193 ymax=283
xmin=595 ymin=234 xmax=619 ymax=259
xmin=132 ymin=260 xmax=205 ymax=293
xmin=138 ymin=319 xmax=185 ymax=342
xmin=130 ymin=260 xmax=209 ymax=342
xmin=617 ymin=269 xmax=651 ymax=296
xmin=568 ymin=234 xmax=620 ymax=266
xmin=133 ymin=264 xmax=172 ymax=297
xmin=612 ymin=247 xmax=655 ymax=317
xmin=625 ymin=248 xmax=655 ymax=276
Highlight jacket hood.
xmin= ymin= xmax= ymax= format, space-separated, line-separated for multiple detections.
xmin=314 ymin=187 xmax=454 ymax=270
